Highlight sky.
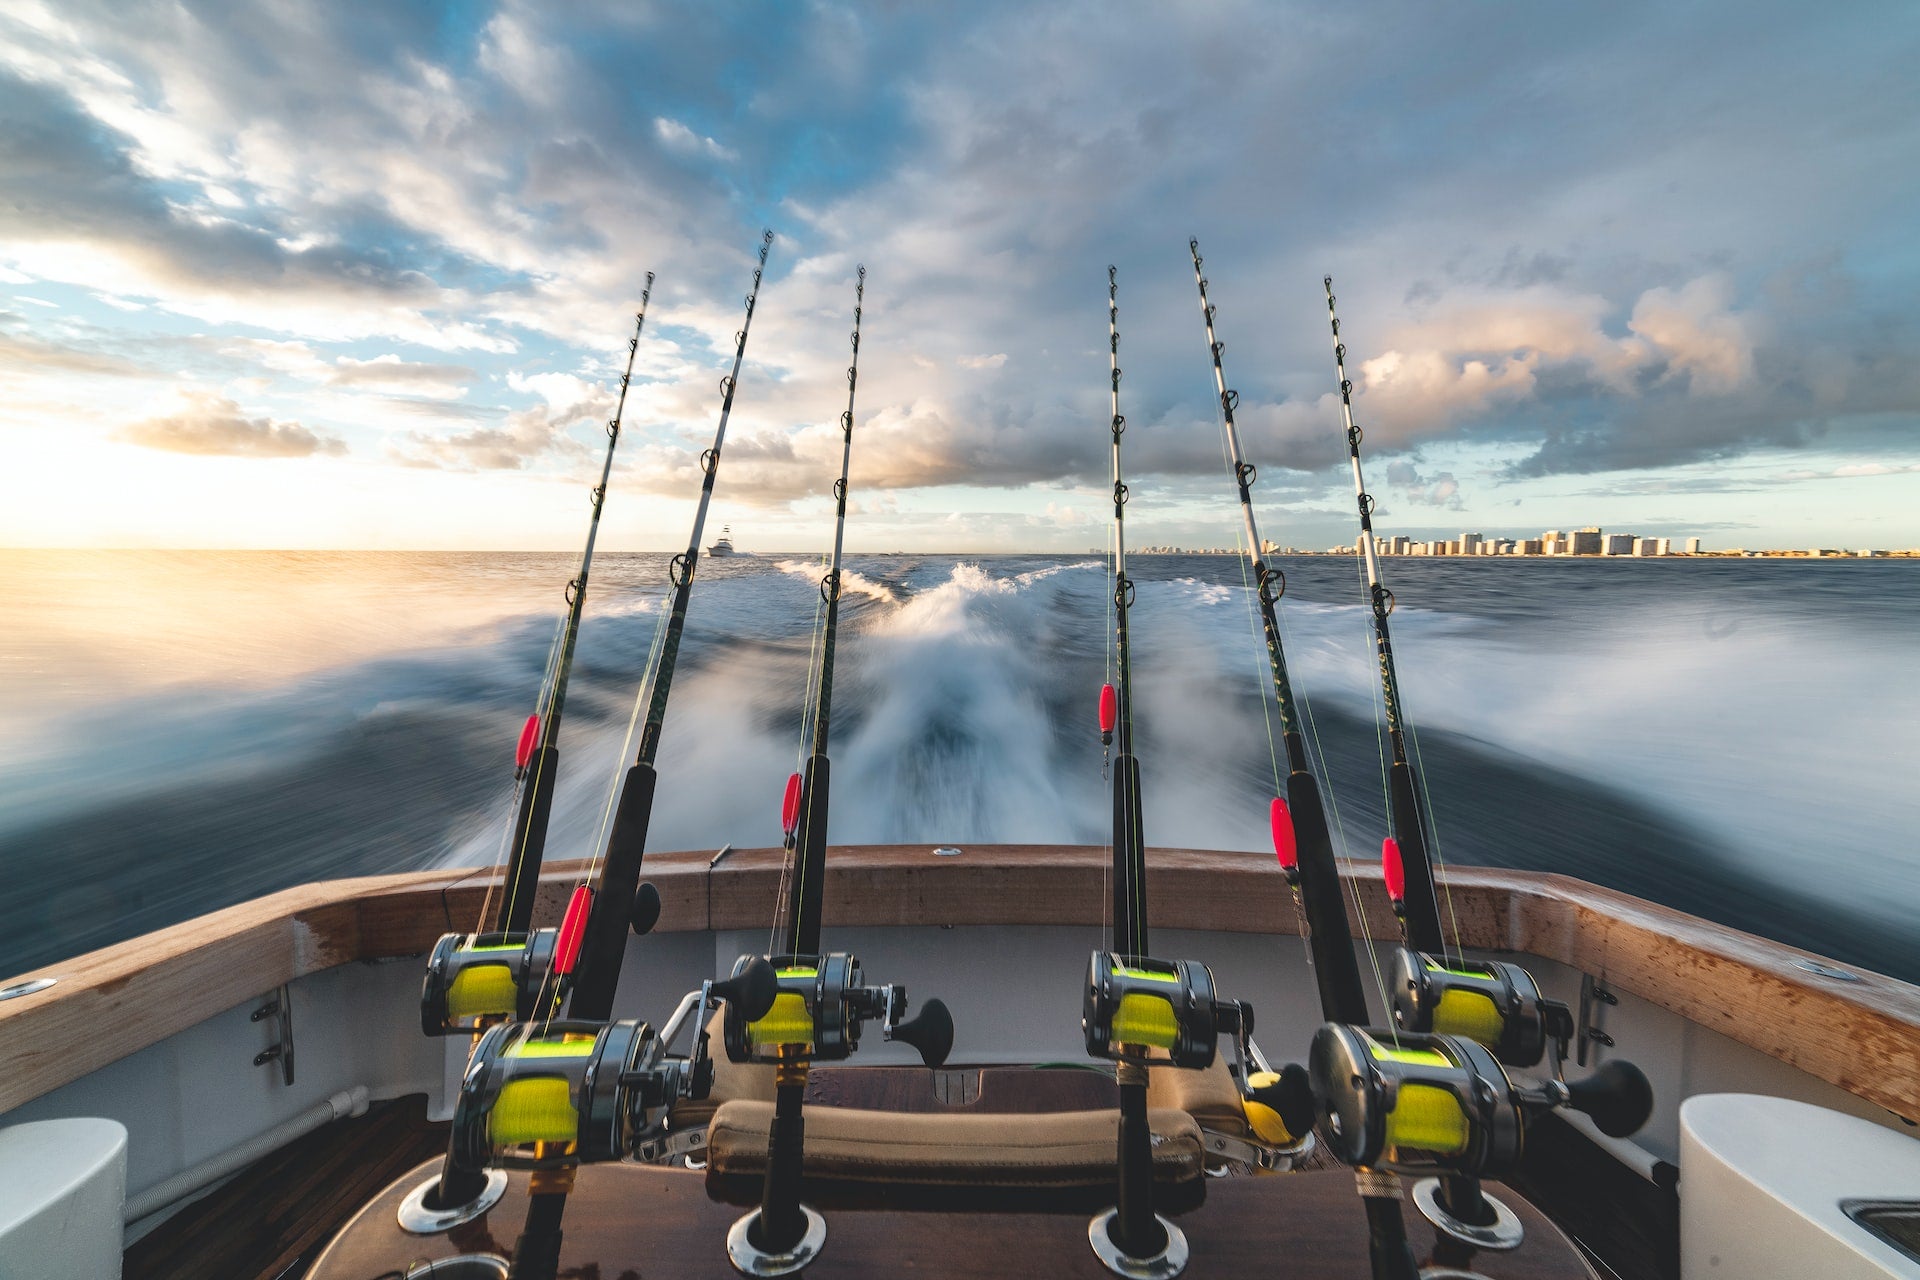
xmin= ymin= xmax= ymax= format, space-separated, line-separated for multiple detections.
xmin=1 ymin=0 xmax=1917 ymax=553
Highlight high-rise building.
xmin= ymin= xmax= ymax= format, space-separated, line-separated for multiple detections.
xmin=1686 ymin=537 xmax=1702 ymax=554
xmin=1569 ymin=529 xmax=1603 ymax=555
xmin=1522 ymin=539 xmax=1543 ymax=555
xmin=1391 ymin=535 xmax=1410 ymax=555
xmin=1605 ymin=534 xmax=1636 ymax=555
xmin=1461 ymin=532 xmax=1483 ymax=554
xmin=1656 ymin=538 xmax=1671 ymax=555
xmin=1634 ymin=538 xmax=1660 ymax=556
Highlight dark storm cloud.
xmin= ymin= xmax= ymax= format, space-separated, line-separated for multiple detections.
xmin=116 ymin=393 xmax=346 ymax=457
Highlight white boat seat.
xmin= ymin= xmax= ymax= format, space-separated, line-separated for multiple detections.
xmin=1681 ymin=1093 xmax=1920 ymax=1279
xmin=0 ymin=1117 xmax=127 ymax=1280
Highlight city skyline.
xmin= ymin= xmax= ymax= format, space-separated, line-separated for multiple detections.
xmin=2 ymin=3 xmax=1916 ymax=552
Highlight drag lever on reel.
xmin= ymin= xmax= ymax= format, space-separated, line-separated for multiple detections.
xmin=1309 ymin=1024 xmax=1654 ymax=1255
xmin=397 ymin=958 xmax=778 ymax=1235
xmin=722 ymin=951 xmax=953 ymax=1277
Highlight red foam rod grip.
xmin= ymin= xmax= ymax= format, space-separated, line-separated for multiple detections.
xmin=515 ymin=714 xmax=540 ymax=770
xmin=781 ymin=771 xmax=803 ymax=834
xmin=554 ymin=884 xmax=593 ymax=975
xmin=1382 ymin=837 xmax=1405 ymax=904
xmin=1270 ymin=796 xmax=1298 ymax=872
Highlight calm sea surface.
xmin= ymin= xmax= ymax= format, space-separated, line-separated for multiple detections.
xmin=2 ymin=549 xmax=1914 ymax=982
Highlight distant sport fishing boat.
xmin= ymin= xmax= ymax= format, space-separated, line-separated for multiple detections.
xmin=3 ymin=238 xmax=1918 ymax=1280
xmin=709 ymin=525 xmax=737 ymax=557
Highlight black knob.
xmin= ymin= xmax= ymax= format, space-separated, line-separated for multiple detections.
xmin=630 ymin=881 xmax=662 ymax=936
xmin=1564 ymin=1059 xmax=1653 ymax=1137
xmin=712 ymin=956 xmax=780 ymax=1022
xmin=893 ymin=998 xmax=955 ymax=1068
xmin=1249 ymin=1061 xmax=1316 ymax=1141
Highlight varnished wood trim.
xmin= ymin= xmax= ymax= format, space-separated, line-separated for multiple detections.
xmin=2 ymin=846 xmax=1915 ymax=1123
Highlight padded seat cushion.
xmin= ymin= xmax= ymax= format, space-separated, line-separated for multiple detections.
xmin=705 ymin=1100 xmax=1204 ymax=1188
xmin=1145 ymin=1047 xmax=1252 ymax=1139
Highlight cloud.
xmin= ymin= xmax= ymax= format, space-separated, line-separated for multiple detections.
xmin=1384 ymin=459 xmax=1466 ymax=509
xmin=115 ymin=392 xmax=346 ymax=458
xmin=1 ymin=0 xmax=1915 ymax=549
xmin=1626 ymin=275 xmax=1755 ymax=394
xmin=328 ymin=354 xmax=474 ymax=397
xmin=399 ymin=382 xmax=610 ymax=471
xmin=0 ymin=331 xmax=145 ymax=378
xmin=652 ymin=117 xmax=738 ymax=163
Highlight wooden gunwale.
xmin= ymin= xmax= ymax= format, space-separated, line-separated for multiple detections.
xmin=2 ymin=845 xmax=1915 ymax=1121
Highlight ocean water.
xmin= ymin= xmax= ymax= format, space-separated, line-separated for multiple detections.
xmin=1 ymin=549 xmax=1915 ymax=983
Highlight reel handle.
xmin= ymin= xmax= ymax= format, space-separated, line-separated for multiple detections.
xmin=1560 ymin=1058 xmax=1653 ymax=1137
xmin=712 ymin=955 xmax=780 ymax=1022
xmin=891 ymin=997 xmax=955 ymax=1068
xmin=630 ymin=881 xmax=662 ymax=936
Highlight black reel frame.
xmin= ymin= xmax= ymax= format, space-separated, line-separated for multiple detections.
xmin=421 ymin=929 xmax=560 ymax=1035
xmin=438 ymin=959 xmax=780 ymax=1179
xmin=1083 ymin=952 xmax=1253 ymax=1071
xmin=1309 ymin=1024 xmax=1653 ymax=1179
xmin=1388 ymin=945 xmax=1575 ymax=1069
xmin=721 ymin=951 xmax=951 ymax=1068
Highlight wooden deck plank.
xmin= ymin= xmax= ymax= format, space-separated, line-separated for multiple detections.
xmin=308 ymin=1156 xmax=1596 ymax=1279
xmin=124 ymin=1096 xmax=449 ymax=1280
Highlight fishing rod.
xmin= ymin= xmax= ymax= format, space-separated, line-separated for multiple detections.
xmin=566 ymin=228 xmax=776 ymax=1022
xmin=1186 ymin=238 xmax=1368 ymax=1027
xmin=496 ymin=275 xmax=655 ymax=935
xmin=1312 ymin=279 xmax=1662 ymax=1278
xmin=413 ymin=283 xmax=656 ymax=1219
xmin=1103 ymin=264 xmax=1148 ymax=960
xmin=778 ymin=265 xmax=864 ymax=958
xmin=726 ymin=266 xmax=951 ymax=1276
xmin=1082 ymin=266 xmax=1316 ymax=1280
xmin=1314 ymin=274 xmax=1446 ymax=1280
xmin=1322 ymin=276 xmax=1448 ymax=959
xmin=503 ymin=232 xmax=775 ymax=1280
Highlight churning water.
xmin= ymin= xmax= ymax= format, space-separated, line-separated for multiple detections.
xmin=2 ymin=549 xmax=1914 ymax=982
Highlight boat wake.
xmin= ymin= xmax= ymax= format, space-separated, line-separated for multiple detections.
xmin=0 ymin=555 xmax=1912 ymax=983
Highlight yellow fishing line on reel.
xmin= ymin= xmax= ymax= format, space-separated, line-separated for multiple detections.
xmin=447 ymin=964 xmax=520 ymax=1022
xmin=489 ymin=1077 xmax=580 ymax=1147
xmin=746 ymin=991 xmax=815 ymax=1048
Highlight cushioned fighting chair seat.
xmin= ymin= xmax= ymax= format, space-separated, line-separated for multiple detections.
xmin=704 ymin=1100 xmax=1205 ymax=1195
xmin=683 ymin=1014 xmax=1303 ymax=1209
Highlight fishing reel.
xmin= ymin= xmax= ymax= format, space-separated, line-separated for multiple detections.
xmin=1308 ymin=1024 xmax=1653 ymax=1179
xmin=1388 ymin=946 xmax=1575 ymax=1069
xmin=720 ymin=951 xmax=954 ymax=1067
xmin=1082 ymin=952 xmax=1241 ymax=1069
xmin=420 ymin=930 xmax=561 ymax=1035
xmin=420 ymin=883 xmax=662 ymax=1036
xmin=441 ymin=959 xmax=779 ymax=1175
xmin=1082 ymin=952 xmax=1314 ymax=1149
